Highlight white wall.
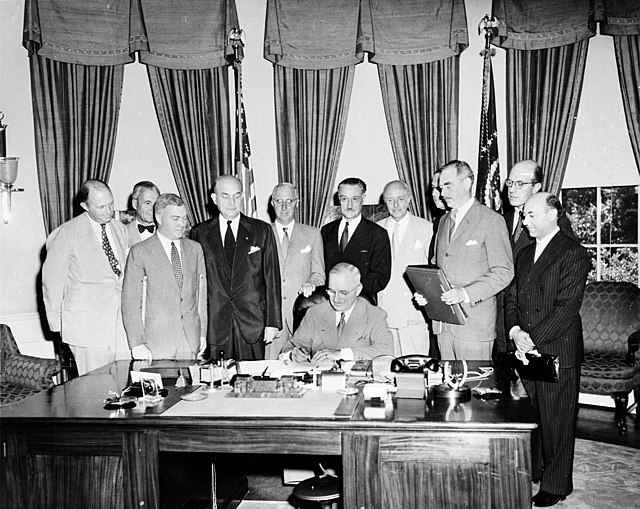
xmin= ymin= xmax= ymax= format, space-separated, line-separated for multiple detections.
xmin=1 ymin=0 xmax=637 ymax=356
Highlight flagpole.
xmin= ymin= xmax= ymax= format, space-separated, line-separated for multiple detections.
xmin=229 ymin=28 xmax=244 ymax=177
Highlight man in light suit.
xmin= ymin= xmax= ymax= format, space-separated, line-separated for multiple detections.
xmin=268 ymin=183 xmax=325 ymax=359
xmin=505 ymin=193 xmax=590 ymax=507
xmin=190 ymin=175 xmax=281 ymax=361
xmin=43 ymin=179 xmax=130 ymax=375
xmin=126 ymin=181 xmax=160 ymax=245
xmin=377 ymin=180 xmax=433 ymax=356
xmin=122 ymin=193 xmax=207 ymax=360
xmin=287 ymin=263 xmax=393 ymax=362
xmin=429 ymin=160 xmax=514 ymax=360
xmin=321 ymin=177 xmax=391 ymax=304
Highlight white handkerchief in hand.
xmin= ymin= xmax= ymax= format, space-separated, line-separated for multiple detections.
xmin=465 ymin=239 xmax=479 ymax=246
xmin=515 ymin=350 xmax=529 ymax=365
xmin=413 ymin=239 xmax=423 ymax=249
xmin=248 ymin=245 xmax=261 ymax=254
xmin=300 ymin=245 xmax=311 ymax=253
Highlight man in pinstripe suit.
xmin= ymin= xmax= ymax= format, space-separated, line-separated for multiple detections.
xmin=505 ymin=192 xmax=590 ymax=507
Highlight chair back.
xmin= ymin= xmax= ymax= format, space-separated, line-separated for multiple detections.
xmin=1 ymin=324 xmax=20 ymax=360
xmin=579 ymin=282 xmax=640 ymax=355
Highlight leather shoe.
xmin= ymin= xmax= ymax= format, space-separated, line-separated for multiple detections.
xmin=532 ymin=489 xmax=566 ymax=507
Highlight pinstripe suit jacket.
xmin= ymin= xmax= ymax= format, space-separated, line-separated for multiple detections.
xmin=504 ymin=230 xmax=590 ymax=367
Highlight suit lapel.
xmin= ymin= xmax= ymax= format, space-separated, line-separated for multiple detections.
xmin=287 ymin=223 xmax=305 ymax=265
xmin=206 ymin=216 xmax=230 ymax=280
xmin=271 ymin=223 xmax=285 ymax=270
xmin=80 ymin=214 xmax=117 ymax=277
xmin=149 ymin=235 xmax=179 ymax=292
xmin=179 ymin=239 xmax=194 ymax=291
xmin=235 ymin=215 xmax=252 ymax=274
xmin=343 ymin=219 xmax=366 ymax=256
xmin=519 ymin=232 xmax=566 ymax=292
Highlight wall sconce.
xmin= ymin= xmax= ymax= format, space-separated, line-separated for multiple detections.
xmin=0 ymin=156 xmax=23 ymax=224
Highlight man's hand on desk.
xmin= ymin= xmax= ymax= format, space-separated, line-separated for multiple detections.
xmin=291 ymin=347 xmax=311 ymax=363
xmin=263 ymin=327 xmax=278 ymax=344
xmin=311 ymin=349 xmax=341 ymax=363
xmin=131 ymin=344 xmax=153 ymax=361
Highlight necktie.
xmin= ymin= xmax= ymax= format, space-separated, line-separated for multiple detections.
xmin=170 ymin=242 xmax=183 ymax=293
xmin=224 ymin=220 xmax=235 ymax=270
xmin=340 ymin=222 xmax=349 ymax=253
xmin=392 ymin=221 xmax=400 ymax=257
xmin=138 ymin=223 xmax=155 ymax=234
xmin=448 ymin=209 xmax=458 ymax=242
xmin=513 ymin=210 xmax=523 ymax=242
xmin=101 ymin=224 xmax=121 ymax=277
xmin=282 ymin=226 xmax=290 ymax=259
xmin=337 ymin=312 xmax=346 ymax=340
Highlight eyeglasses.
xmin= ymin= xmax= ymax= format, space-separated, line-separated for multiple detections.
xmin=505 ymin=180 xmax=536 ymax=190
xmin=327 ymin=286 xmax=359 ymax=299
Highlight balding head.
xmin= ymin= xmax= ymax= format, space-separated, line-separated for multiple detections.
xmin=522 ymin=192 xmax=561 ymax=239
xmin=382 ymin=180 xmax=411 ymax=221
xmin=212 ymin=175 xmax=243 ymax=220
xmin=79 ymin=179 xmax=114 ymax=224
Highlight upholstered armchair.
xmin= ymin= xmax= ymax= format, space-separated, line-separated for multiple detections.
xmin=0 ymin=324 xmax=60 ymax=406
xmin=579 ymin=282 xmax=640 ymax=434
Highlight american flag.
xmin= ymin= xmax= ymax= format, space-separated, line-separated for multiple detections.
xmin=476 ymin=44 xmax=502 ymax=213
xmin=235 ymin=91 xmax=257 ymax=218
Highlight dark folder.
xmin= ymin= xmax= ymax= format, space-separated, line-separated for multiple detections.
xmin=405 ymin=265 xmax=467 ymax=325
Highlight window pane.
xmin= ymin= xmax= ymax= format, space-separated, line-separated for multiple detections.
xmin=586 ymin=247 xmax=597 ymax=284
xmin=562 ymin=188 xmax=596 ymax=244
xmin=598 ymin=247 xmax=638 ymax=283
xmin=600 ymin=187 xmax=638 ymax=244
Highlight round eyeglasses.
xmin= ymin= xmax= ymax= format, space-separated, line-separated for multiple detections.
xmin=505 ymin=180 xmax=536 ymax=190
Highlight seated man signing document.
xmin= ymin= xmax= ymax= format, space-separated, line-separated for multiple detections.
xmin=286 ymin=263 xmax=393 ymax=363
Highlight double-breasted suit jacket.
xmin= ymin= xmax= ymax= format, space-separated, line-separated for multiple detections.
xmin=433 ymin=199 xmax=514 ymax=344
xmin=321 ymin=218 xmax=391 ymax=302
xmin=289 ymin=297 xmax=393 ymax=360
xmin=190 ymin=214 xmax=282 ymax=351
xmin=43 ymin=212 xmax=129 ymax=350
xmin=121 ymin=235 xmax=207 ymax=358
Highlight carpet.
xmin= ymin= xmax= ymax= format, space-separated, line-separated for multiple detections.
xmin=550 ymin=438 xmax=640 ymax=508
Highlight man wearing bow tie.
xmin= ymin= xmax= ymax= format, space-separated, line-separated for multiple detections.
xmin=190 ymin=175 xmax=281 ymax=361
xmin=268 ymin=182 xmax=324 ymax=359
xmin=43 ymin=179 xmax=130 ymax=375
xmin=126 ymin=181 xmax=160 ymax=245
xmin=122 ymin=193 xmax=207 ymax=361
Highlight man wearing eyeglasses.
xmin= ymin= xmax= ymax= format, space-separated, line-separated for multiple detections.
xmin=321 ymin=177 xmax=391 ymax=304
xmin=286 ymin=263 xmax=393 ymax=363
xmin=496 ymin=160 xmax=577 ymax=356
xmin=268 ymin=183 xmax=325 ymax=359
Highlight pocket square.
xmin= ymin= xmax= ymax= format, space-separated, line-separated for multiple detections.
xmin=413 ymin=239 xmax=424 ymax=250
xmin=300 ymin=245 xmax=311 ymax=253
xmin=249 ymin=245 xmax=261 ymax=254
xmin=465 ymin=240 xmax=479 ymax=246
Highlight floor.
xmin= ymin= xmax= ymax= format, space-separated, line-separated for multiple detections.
xmin=576 ymin=404 xmax=639 ymax=449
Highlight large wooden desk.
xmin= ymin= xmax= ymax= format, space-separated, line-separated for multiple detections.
xmin=1 ymin=360 xmax=536 ymax=509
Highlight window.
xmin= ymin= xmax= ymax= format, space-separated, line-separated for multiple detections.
xmin=562 ymin=186 xmax=639 ymax=284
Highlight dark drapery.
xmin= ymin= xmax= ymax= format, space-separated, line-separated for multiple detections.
xmin=28 ymin=56 xmax=124 ymax=234
xmin=504 ymin=40 xmax=589 ymax=196
xmin=274 ymin=65 xmax=355 ymax=227
xmin=378 ymin=58 xmax=460 ymax=219
xmin=147 ymin=66 xmax=232 ymax=225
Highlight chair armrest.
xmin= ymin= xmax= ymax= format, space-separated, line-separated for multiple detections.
xmin=625 ymin=330 xmax=640 ymax=366
xmin=0 ymin=353 xmax=61 ymax=390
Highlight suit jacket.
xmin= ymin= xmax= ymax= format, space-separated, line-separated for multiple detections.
xmin=289 ymin=297 xmax=393 ymax=360
xmin=271 ymin=221 xmax=325 ymax=334
xmin=377 ymin=214 xmax=433 ymax=327
xmin=321 ymin=218 xmax=391 ymax=301
xmin=190 ymin=214 xmax=282 ymax=346
xmin=505 ymin=231 xmax=590 ymax=367
xmin=433 ymin=199 xmax=514 ymax=342
xmin=121 ymin=235 xmax=207 ymax=357
xmin=43 ymin=213 xmax=129 ymax=348
xmin=126 ymin=220 xmax=143 ymax=246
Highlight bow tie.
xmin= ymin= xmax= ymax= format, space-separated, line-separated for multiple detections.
xmin=138 ymin=223 xmax=155 ymax=234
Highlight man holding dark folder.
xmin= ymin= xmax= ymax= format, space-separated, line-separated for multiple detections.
xmin=505 ymin=192 xmax=589 ymax=507
xmin=422 ymin=160 xmax=513 ymax=360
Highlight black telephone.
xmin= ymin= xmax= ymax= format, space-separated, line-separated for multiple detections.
xmin=390 ymin=355 xmax=441 ymax=374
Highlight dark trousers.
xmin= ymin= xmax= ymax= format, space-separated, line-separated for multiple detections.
xmin=523 ymin=365 xmax=580 ymax=496
xmin=210 ymin=321 xmax=265 ymax=361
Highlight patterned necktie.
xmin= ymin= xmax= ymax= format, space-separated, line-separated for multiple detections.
xmin=340 ymin=221 xmax=349 ymax=253
xmin=224 ymin=220 xmax=235 ymax=270
xmin=513 ymin=209 xmax=523 ymax=242
xmin=101 ymin=224 xmax=121 ymax=277
xmin=171 ymin=242 xmax=183 ymax=293
xmin=337 ymin=312 xmax=346 ymax=340
xmin=138 ymin=223 xmax=155 ymax=234
xmin=392 ymin=220 xmax=400 ymax=257
xmin=448 ymin=209 xmax=458 ymax=242
xmin=282 ymin=226 xmax=290 ymax=259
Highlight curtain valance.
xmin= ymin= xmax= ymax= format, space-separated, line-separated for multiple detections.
xmin=23 ymin=0 xmax=238 ymax=69
xmin=264 ymin=0 xmax=469 ymax=70
xmin=491 ymin=0 xmax=596 ymax=50
xmin=598 ymin=0 xmax=640 ymax=36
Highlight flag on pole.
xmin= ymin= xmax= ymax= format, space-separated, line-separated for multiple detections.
xmin=230 ymin=29 xmax=257 ymax=218
xmin=476 ymin=18 xmax=502 ymax=213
